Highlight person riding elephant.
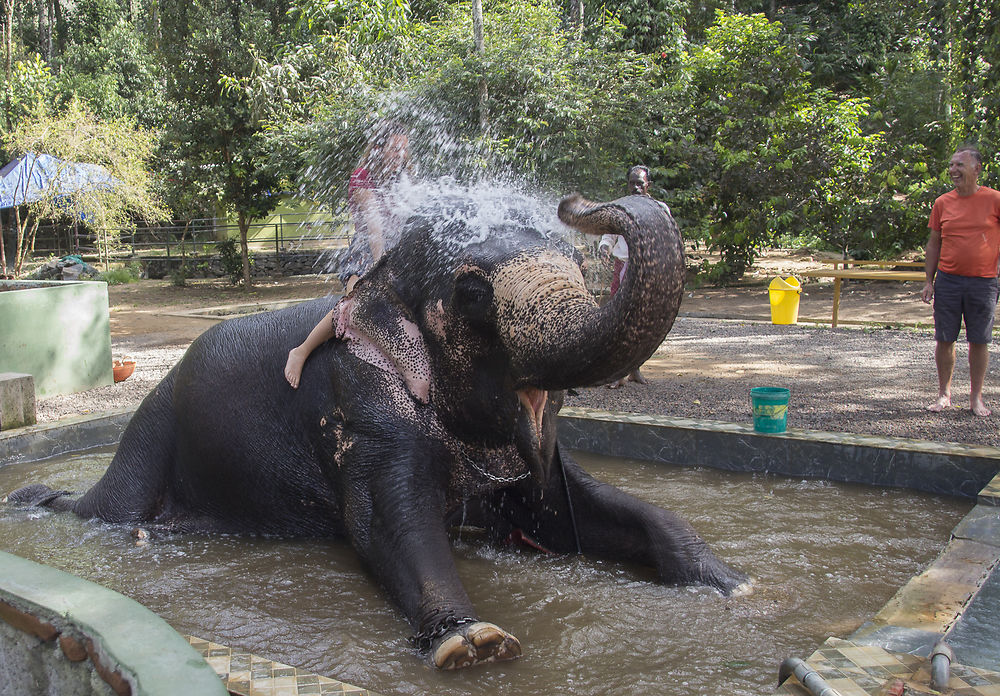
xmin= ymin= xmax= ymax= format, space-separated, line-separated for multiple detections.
xmin=7 ymin=188 xmax=749 ymax=670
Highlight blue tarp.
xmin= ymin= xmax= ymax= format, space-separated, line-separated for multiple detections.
xmin=0 ymin=152 xmax=117 ymax=210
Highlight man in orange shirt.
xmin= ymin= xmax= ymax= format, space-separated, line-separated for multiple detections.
xmin=921 ymin=145 xmax=1000 ymax=416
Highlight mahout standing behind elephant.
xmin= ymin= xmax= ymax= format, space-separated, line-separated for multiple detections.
xmin=6 ymin=184 xmax=749 ymax=669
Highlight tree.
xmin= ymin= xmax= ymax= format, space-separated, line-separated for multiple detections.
xmin=4 ymin=100 xmax=166 ymax=276
xmin=639 ymin=12 xmax=896 ymax=280
xmin=944 ymin=0 xmax=999 ymax=182
xmin=54 ymin=21 xmax=166 ymax=128
xmin=156 ymin=0 xmax=288 ymax=286
xmin=0 ymin=51 xmax=53 ymax=136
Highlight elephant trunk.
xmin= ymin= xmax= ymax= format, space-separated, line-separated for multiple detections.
xmin=497 ymin=193 xmax=685 ymax=390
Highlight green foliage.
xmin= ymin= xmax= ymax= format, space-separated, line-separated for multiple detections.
xmin=64 ymin=0 xmax=127 ymax=46
xmin=778 ymin=1 xmax=921 ymax=91
xmin=0 ymin=54 xmax=56 ymax=134
xmin=290 ymin=0 xmax=412 ymax=44
xmin=216 ymin=237 xmax=251 ymax=285
xmin=570 ymin=0 xmax=685 ymax=55
xmin=157 ymin=0 xmax=288 ymax=285
xmin=54 ymin=23 xmax=166 ymax=128
xmin=633 ymin=11 xmax=937 ymax=281
xmin=5 ymin=99 xmax=167 ymax=275
xmin=282 ymin=0 xmax=661 ymax=200
xmin=2 ymin=0 xmax=995 ymax=286
xmin=99 ymin=262 xmax=142 ymax=285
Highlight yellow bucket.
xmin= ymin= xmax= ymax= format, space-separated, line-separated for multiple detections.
xmin=768 ymin=276 xmax=801 ymax=325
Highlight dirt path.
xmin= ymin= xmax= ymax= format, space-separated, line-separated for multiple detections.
xmin=107 ymin=275 xmax=344 ymax=347
xmin=35 ymin=253 xmax=1000 ymax=450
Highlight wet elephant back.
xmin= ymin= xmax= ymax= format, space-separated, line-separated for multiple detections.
xmin=161 ymin=296 xmax=347 ymax=536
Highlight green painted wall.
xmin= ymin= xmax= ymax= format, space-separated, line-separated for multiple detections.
xmin=219 ymin=196 xmax=347 ymax=241
xmin=0 ymin=281 xmax=113 ymax=398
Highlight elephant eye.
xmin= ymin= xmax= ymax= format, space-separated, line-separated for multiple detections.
xmin=453 ymin=270 xmax=494 ymax=324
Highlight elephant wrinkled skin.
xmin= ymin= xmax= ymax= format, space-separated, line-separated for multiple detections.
xmin=7 ymin=191 xmax=749 ymax=668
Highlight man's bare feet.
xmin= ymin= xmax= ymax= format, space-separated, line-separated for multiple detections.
xmin=628 ymin=369 xmax=647 ymax=385
xmin=284 ymin=346 xmax=307 ymax=389
xmin=927 ymin=394 xmax=951 ymax=412
xmin=971 ymin=396 xmax=992 ymax=417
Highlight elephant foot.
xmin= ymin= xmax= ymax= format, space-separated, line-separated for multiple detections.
xmin=431 ymin=622 xmax=521 ymax=670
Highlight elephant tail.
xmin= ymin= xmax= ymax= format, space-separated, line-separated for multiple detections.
xmin=3 ymin=484 xmax=76 ymax=512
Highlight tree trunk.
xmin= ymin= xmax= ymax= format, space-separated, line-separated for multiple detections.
xmin=214 ymin=201 xmax=228 ymax=241
xmin=53 ymin=0 xmax=64 ymax=58
xmin=45 ymin=0 xmax=53 ymax=61
xmin=0 ymin=211 xmax=7 ymax=277
xmin=13 ymin=206 xmax=35 ymax=278
xmin=13 ymin=206 xmax=22 ymax=276
xmin=1 ymin=0 xmax=10 ymax=131
xmin=569 ymin=0 xmax=584 ymax=36
xmin=472 ymin=0 xmax=488 ymax=132
xmin=238 ymin=209 xmax=252 ymax=287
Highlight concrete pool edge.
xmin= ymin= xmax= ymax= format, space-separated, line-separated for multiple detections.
xmin=3 ymin=407 xmax=1000 ymax=695
xmin=0 ymin=550 xmax=227 ymax=696
xmin=0 ymin=408 xmax=134 ymax=464
xmin=558 ymin=407 xmax=1000 ymax=500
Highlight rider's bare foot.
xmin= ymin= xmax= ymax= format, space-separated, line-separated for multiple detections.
xmin=927 ymin=395 xmax=951 ymax=412
xmin=284 ymin=346 xmax=307 ymax=389
xmin=971 ymin=396 xmax=992 ymax=417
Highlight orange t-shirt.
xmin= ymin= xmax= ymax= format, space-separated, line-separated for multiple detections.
xmin=929 ymin=186 xmax=1000 ymax=278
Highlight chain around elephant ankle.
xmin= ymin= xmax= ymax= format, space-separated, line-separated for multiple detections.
xmin=409 ymin=614 xmax=478 ymax=652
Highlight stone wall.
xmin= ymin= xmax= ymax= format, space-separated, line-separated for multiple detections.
xmin=141 ymin=250 xmax=337 ymax=280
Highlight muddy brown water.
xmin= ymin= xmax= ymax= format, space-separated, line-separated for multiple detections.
xmin=0 ymin=448 xmax=969 ymax=696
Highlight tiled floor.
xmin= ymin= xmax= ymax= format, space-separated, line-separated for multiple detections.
xmin=777 ymin=638 xmax=1000 ymax=696
xmin=186 ymin=636 xmax=378 ymax=696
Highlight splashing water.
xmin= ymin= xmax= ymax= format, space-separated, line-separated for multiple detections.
xmin=308 ymin=174 xmax=584 ymax=276
xmin=292 ymin=99 xmax=594 ymax=278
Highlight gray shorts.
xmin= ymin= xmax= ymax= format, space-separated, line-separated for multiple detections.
xmin=933 ymin=270 xmax=999 ymax=344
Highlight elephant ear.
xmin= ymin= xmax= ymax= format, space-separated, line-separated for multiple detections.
xmin=335 ymin=280 xmax=433 ymax=404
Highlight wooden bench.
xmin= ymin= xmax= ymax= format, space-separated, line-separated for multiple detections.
xmin=799 ymin=268 xmax=927 ymax=327
xmin=819 ymin=259 xmax=925 ymax=270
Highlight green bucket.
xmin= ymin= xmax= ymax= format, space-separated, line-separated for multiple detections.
xmin=750 ymin=387 xmax=790 ymax=433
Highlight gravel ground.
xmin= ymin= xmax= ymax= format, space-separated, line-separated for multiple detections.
xmin=566 ymin=317 xmax=1000 ymax=448
xmin=36 ymin=341 xmax=189 ymax=421
xmin=35 ymin=314 xmax=1000 ymax=450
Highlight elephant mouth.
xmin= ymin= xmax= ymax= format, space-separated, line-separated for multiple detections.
xmin=516 ymin=387 xmax=548 ymax=443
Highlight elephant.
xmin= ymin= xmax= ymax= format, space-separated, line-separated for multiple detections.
xmin=7 ymin=190 xmax=749 ymax=669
